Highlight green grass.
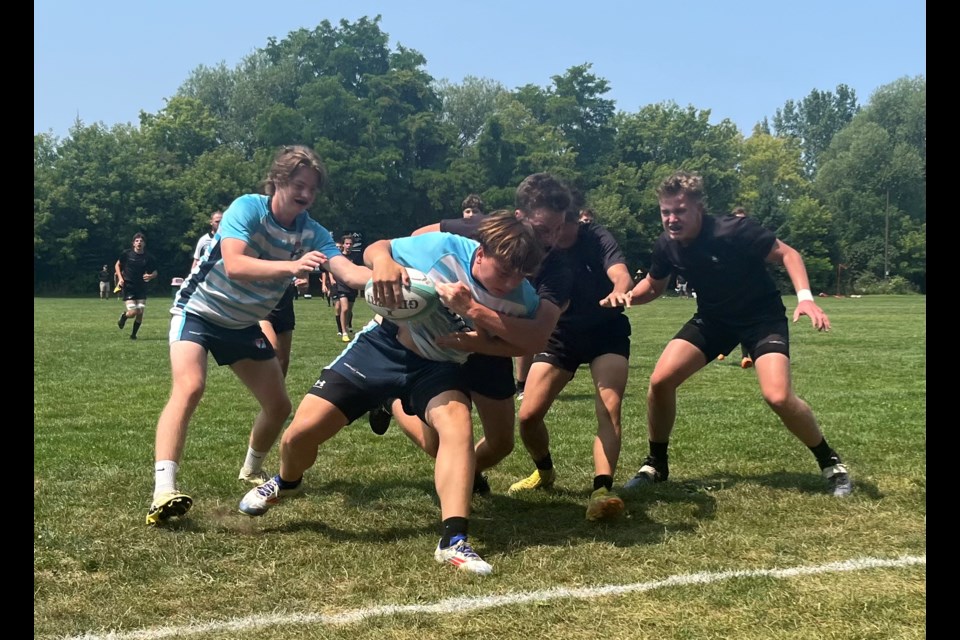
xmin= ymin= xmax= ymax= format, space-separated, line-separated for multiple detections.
xmin=34 ymin=295 xmax=926 ymax=639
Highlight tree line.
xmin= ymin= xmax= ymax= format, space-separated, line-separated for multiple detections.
xmin=34 ymin=16 xmax=925 ymax=296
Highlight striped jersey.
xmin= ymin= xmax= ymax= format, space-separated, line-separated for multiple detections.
xmin=173 ymin=194 xmax=341 ymax=328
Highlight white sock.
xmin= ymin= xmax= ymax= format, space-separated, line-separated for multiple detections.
xmin=154 ymin=460 xmax=179 ymax=496
xmin=242 ymin=448 xmax=268 ymax=473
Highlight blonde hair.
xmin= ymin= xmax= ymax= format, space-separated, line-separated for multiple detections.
xmin=477 ymin=210 xmax=544 ymax=277
xmin=264 ymin=145 xmax=328 ymax=195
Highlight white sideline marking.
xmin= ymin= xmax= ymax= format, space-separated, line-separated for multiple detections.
xmin=60 ymin=554 xmax=925 ymax=640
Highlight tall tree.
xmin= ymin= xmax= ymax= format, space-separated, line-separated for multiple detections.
xmin=436 ymin=76 xmax=506 ymax=148
xmin=773 ymin=84 xmax=860 ymax=178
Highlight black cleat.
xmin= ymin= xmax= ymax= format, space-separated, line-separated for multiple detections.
xmin=368 ymin=401 xmax=393 ymax=435
xmin=623 ymin=455 xmax=669 ymax=489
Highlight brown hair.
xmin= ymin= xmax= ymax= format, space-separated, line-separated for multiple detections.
xmin=264 ymin=145 xmax=328 ymax=195
xmin=461 ymin=193 xmax=485 ymax=213
xmin=477 ymin=210 xmax=545 ymax=277
xmin=656 ymin=171 xmax=707 ymax=207
xmin=732 ymin=206 xmax=748 ymax=217
xmin=515 ymin=173 xmax=571 ymax=216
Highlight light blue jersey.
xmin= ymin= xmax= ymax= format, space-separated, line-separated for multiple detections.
xmin=389 ymin=232 xmax=540 ymax=363
xmin=173 ymin=194 xmax=341 ymax=328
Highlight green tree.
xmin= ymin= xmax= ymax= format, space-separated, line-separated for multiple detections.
xmin=773 ymin=84 xmax=860 ymax=178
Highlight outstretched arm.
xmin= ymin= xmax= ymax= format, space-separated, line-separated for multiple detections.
xmin=766 ymin=239 xmax=831 ymax=332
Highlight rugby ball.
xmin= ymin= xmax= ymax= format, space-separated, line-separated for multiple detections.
xmin=364 ymin=267 xmax=439 ymax=322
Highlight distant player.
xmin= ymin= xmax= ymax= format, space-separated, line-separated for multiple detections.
xmin=115 ymin=233 xmax=158 ymax=340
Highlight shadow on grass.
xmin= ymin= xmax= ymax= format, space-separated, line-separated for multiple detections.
xmin=677 ymin=469 xmax=880 ymax=499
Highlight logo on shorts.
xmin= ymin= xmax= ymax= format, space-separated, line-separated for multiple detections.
xmin=312 ymin=379 xmax=326 ymax=389
xmin=255 ymin=338 xmax=267 ymax=349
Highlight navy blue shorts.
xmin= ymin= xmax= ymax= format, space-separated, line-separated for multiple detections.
xmin=307 ymin=320 xmax=469 ymax=424
xmin=168 ymin=311 xmax=276 ymax=366
xmin=674 ymin=314 xmax=790 ymax=362
xmin=533 ymin=313 xmax=631 ymax=373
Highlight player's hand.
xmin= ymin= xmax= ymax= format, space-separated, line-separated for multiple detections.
xmin=793 ymin=300 xmax=831 ymax=332
xmin=435 ymin=281 xmax=475 ymax=316
xmin=600 ymin=291 xmax=633 ymax=308
xmin=369 ymin=257 xmax=408 ymax=309
xmin=293 ymin=251 xmax=327 ymax=278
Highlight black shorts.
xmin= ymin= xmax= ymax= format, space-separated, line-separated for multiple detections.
xmin=122 ymin=286 xmax=147 ymax=302
xmin=169 ymin=312 xmax=276 ymax=366
xmin=265 ymin=286 xmax=296 ymax=333
xmin=533 ymin=314 xmax=631 ymax=373
xmin=307 ymin=321 xmax=469 ymax=424
xmin=335 ymin=283 xmax=358 ymax=302
xmin=674 ymin=314 xmax=790 ymax=362
xmin=463 ymin=353 xmax=516 ymax=400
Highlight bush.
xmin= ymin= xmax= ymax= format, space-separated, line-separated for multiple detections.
xmin=852 ymin=273 xmax=920 ymax=295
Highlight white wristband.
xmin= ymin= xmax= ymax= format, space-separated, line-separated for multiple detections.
xmin=797 ymin=289 xmax=814 ymax=303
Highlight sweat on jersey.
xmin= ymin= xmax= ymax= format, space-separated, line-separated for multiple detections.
xmin=388 ymin=232 xmax=541 ymax=363
xmin=173 ymin=194 xmax=343 ymax=329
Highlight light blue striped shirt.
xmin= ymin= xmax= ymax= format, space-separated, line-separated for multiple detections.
xmin=173 ymin=194 xmax=341 ymax=328
xmin=388 ymin=232 xmax=540 ymax=363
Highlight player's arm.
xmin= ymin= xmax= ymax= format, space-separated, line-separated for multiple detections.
xmin=363 ymin=239 xmax=410 ymax=308
xmin=221 ymin=237 xmax=324 ymax=281
xmin=435 ymin=327 xmax=531 ymax=357
xmin=445 ymin=294 xmax=561 ymax=354
xmin=114 ymin=260 xmax=124 ymax=286
xmin=325 ymin=254 xmax=372 ymax=290
xmin=411 ymin=222 xmax=441 ymax=237
xmin=766 ymin=239 xmax=831 ymax=332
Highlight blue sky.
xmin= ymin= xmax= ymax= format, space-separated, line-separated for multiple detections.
xmin=34 ymin=0 xmax=925 ymax=140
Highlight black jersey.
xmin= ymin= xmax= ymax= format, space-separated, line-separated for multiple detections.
xmin=649 ymin=214 xmax=784 ymax=323
xmin=440 ymin=215 xmax=572 ymax=309
xmin=117 ymin=249 xmax=158 ymax=295
xmin=554 ymin=222 xmax=627 ymax=332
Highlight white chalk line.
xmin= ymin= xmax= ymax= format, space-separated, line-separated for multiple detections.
xmin=59 ymin=554 xmax=925 ymax=640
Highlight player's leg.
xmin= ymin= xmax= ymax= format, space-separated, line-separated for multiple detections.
xmin=751 ymin=326 xmax=852 ymax=497
xmin=624 ymin=335 xmax=708 ymax=489
xmin=509 ymin=360 xmax=571 ymax=493
xmin=129 ymin=300 xmax=146 ymax=339
xmin=147 ymin=338 xmax=209 ymax=525
xmin=230 ymin=356 xmax=291 ymax=484
xmin=585 ymin=352 xmax=629 ymax=521
xmin=425 ymin=388 xmax=492 ymax=575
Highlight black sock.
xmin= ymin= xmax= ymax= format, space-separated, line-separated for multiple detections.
xmin=131 ymin=320 xmax=142 ymax=338
xmin=649 ymin=440 xmax=669 ymax=461
xmin=277 ymin=475 xmax=303 ymax=490
xmin=440 ymin=516 xmax=469 ymax=548
xmin=516 ymin=379 xmax=526 ymax=393
xmin=534 ymin=453 xmax=553 ymax=471
xmin=335 ymin=317 xmax=343 ymax=333
xmin=118 ymin=313 xmax=127 ymax=328
xmin=593 ymin=475 xmax=613 ymax=491
xmin=809 ymin=438 xmax=842 ymax=470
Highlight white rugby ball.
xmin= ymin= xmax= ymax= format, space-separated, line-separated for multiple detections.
xmin=364 ymin=267 xmax=439 ymax=322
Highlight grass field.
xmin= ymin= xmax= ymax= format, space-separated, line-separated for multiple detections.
xmin=34 ymin=294 xmax=926 ymax=639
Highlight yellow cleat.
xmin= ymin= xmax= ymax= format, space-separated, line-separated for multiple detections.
xmin=146 ymin=491 xmax=193 ymax=525
xmin=508 ymin=468 xmax=556 ymax=493
xmin=585 ymin=487 xmax=625 ymax=521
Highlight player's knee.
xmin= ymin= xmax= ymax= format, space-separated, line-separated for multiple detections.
xmin=762 ymin=389 xmax=792 ymax=412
